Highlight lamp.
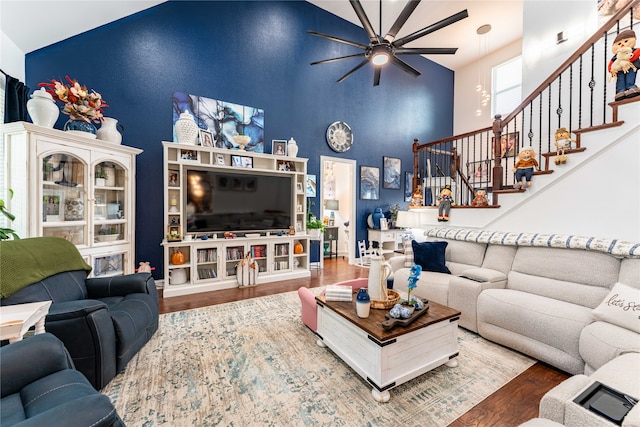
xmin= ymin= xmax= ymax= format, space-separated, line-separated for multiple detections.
xmin=369 ymin=44 xmax=392 ymax=66
xmin=325 ymin=199 xmax=339 ymax=226
xmin=475 ymin=24 xmax=492 ymax=117
xmin=395 ymin=211 xmax=422 ymax=229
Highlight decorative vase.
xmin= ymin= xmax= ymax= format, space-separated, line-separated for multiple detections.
xmin=308 ymin=228 xmax=321 ymax=238
xmin=96 ymin=117 xmax=123 ymax=144
xmin=356 ymin=288 xmax=371 ymax=318
xmin=171 ymin=249 xmax=186 ymax=265
xmin=95 ymin=177 xmax=106 ymax=187
xmin=372 ymin=207 xmax=384 ymax=230
xmin=233 ymin=135 xmax=251 ymax=150
xmin=27 ymin=88 xmax=59 ymax=128
xmin=367 ymin=254 xmax=392 ymax=301
xmin=175 ymin=111 xmax=199 ymax=144
xmin=287 ymin=137 xmax=298 ymax=158
xmin=64 ymin=198 xmax=84 ymax=221
xmin=64 ymin=119 xmax=97 ymax=138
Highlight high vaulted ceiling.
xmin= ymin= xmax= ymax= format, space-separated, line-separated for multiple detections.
xmin=1 ymin=1 xmax=522 ymax=71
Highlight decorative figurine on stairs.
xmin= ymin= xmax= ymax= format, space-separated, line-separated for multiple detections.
xmin=513 ymin=146 xmax=540 ymax=189
xmin=409 ymin=185 xmax=424 ymax=208
xmin=436 ymin=185 xmax=454 ymax=221
xmin=471 ymin=189 xmax=489 ymax=207
xmin=608 ymin=30 xmax=640 ymax=101
xmin=554 ymin=127 xmax=575 ymax=165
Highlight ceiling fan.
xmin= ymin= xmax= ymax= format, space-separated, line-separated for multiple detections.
xmin=308 ymin=0 xmax=468 ymax=86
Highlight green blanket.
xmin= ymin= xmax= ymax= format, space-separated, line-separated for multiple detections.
xmin=0 ymin=237 xmax=92 ymax=298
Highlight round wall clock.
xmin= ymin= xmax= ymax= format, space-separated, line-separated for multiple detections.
xmin=326 ymin=121 xmax=353 ymax=153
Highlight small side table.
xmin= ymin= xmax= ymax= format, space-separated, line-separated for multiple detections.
xmin=0 ymin=301 xmax=52 ymax=343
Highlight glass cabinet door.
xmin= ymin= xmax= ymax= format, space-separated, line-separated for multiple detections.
xmin=41 ymin=153 xmax=87 ymax=246
xmin=93 ymin=161 xmax=126 ymax=245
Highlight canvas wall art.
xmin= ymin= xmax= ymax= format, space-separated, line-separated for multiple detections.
xmin=173 ymin=92 xmax=264 ymax=152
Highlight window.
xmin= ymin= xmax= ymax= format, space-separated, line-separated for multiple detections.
xmin=492 ymin=56 xmax=522 ymax=117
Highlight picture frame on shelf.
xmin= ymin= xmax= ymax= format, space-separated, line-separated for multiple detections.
xmin=296 ymin=182 xmax=304 ymax=193
xmin=180 ymin=149 xmax=199 ymax=161
xmin=360 ymin=165 xmax=379 ymax=200
xmin=404 ymin=171 xmax=414 ymax=202
xmin=215 ymin=153 xmax=225 ymax=166
xmin=231 ymin=176 xmax=243 ymax=191
xmin=244 ymin=177 xmax=257 ymax=191
xmin=492 ymin=132 xmax=519 ymax=158
xmin=231 ymin=155 xmax=253 ymax=168
xmin=296 ymin=221 xmax=303 ymax=232
xmin=306 ymin=174 xmax=317 ymax=197
xmin=42 ymin=191 xmax=62 ymax=222
xmin=276 ymin=160 xmax=295 ymax=171
xmin=168 ymin=170 xmax=179 ymax=187
xmin=199 ymin=129 xmax=213 ymax=147
xmin=217 ymin=175 xmax=230 ymax=190
xmin=383 ymin=156 xmax=401 ymax=189
xmin=272 ymin=140 xmax=287 ymax=156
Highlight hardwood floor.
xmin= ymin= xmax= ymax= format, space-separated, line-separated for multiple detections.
xmin=159 ymin=257 xmax=569 ymax=426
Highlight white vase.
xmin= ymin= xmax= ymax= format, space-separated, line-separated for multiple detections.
xmin=287 ymin=137 xmax=298 ymax=158
xmin=96 ymin=117 xmax=122 ymax=144
xmin=175 ymin=111 xmax=199 ymax=145
xmin=27 ymin=88 xmax=59 ymax=128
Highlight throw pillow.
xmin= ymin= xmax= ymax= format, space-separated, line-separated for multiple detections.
xmin=403 ymin=236 xmax=414 ymax=268
xmin=411 ymin=240 xmax=451 ymax=274
xmin=592 ymin=282 xmax=640 ymax=333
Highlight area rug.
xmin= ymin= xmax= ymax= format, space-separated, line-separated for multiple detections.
xmin=102 ymin=291 xmax=535 ymax=426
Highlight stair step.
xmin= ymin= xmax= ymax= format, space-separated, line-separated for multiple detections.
xmin=541 ymin=147 xmax=587 ymax=158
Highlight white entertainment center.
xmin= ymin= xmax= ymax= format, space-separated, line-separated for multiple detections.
xmin=161 ymin=142 xmax=311 ymax=298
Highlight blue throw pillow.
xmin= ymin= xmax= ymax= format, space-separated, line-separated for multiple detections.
xmin=411 ymin=240 xmax=451 ymax=274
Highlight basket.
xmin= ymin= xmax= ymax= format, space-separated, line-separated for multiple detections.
xmin=370 ymin=289 xmax=401 ymax=310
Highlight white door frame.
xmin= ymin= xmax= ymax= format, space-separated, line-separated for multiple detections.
xmin=320 ymin=156 xmax=357 ymax=265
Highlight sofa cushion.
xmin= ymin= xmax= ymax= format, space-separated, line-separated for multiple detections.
xmin=392 ymin=268 xmax=450 ymax=306
xmin=478 ymin=288 xmax=592 ymax=374
xmin=412 ymin=240 xmax=451 ymax=274
xmin=0 ymin=271 xmax=89 ymax=305
xmin=580 ymin=321 xmax=640 ymax=374
xmin=591 ymin=282 xmax=640 ymax=334
xmin=619 ymin=258 xmax=640 ymax=287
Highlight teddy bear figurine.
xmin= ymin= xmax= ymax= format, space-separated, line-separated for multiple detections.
xmin=512 ymin=146 xmax=540 ymax=189
xmin=436 ymin=184 xmax=454 ymax=221
xmin=137 ymin=262 xmax=152 ymax=273
xmin=471 ymin=189 xmax=489 ymax=207
xmin=554 ymin=127 xmax=575 ymax=165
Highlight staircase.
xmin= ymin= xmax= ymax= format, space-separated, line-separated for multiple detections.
xmin=411 ymin=1 xmax=640 ymax=242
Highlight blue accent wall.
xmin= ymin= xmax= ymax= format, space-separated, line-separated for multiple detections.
xmin=25 ymin=0 xmax=454 ymax=277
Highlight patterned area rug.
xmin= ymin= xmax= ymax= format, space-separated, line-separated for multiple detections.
xmin=102 ymin=291 xmax=534 ymax=426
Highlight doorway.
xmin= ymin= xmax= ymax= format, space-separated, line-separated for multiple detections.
xmin=320 ymin=156 xmax=357 ymax=264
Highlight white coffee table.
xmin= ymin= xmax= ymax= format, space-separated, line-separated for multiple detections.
xmin=315 ymin=295 xmax=461 ymax=402
xmin=0 ymin=301 xmax=52 ymax=343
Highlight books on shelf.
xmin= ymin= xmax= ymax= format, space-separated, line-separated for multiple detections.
xmin=325 ymin=285 xmax=353 ymax=302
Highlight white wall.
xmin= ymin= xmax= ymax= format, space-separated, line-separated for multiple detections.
xmin=1 ymin=30 xmax=25 ymax=81
xmin=522 ymin=0 xmax=596 ymax=95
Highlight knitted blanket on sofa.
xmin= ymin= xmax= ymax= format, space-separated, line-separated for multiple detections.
xmin=0 ymin=237 xmax=91 ymax=298
xmin=426 ymin=227 xmax=640 ymax=258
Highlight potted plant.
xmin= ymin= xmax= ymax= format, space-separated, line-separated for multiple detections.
xmin=95 ymin=167 xmax=108 ymax=186
xmin=306 ymin=219 xmax=325 ymax=238
xmin=0 ymin=189 xmax=19 ymax=240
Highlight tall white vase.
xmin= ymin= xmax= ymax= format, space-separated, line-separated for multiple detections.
xmin=174 ymin=111 xmax=199 ymax=144
xmin=27 ymin=88 xmax=59 ymax=128
xmin=96 ymin=117 xmax=122 ymax=144
xmin=367 ymin=255 xmax=392 ymax=301
xmin=287 ymin=137 xmax=298 ymax=157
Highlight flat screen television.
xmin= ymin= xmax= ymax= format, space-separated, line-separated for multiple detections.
xmin=185 ymin=169 xmax=293 ymax=234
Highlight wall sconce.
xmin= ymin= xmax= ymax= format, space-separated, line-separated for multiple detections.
xmin=557 ymin=31 xmax=568 ymax=44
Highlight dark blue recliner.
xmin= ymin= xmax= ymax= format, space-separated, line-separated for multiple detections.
xmin=0 ymin=237 xmax=159 ymax=390
xmin=0 ymin=332 xmax=125 ymax=426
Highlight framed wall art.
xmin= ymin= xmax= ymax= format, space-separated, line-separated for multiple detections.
xmin=383 ymin=156 xmax=401 ymax=189
xmin=306 ymin=174 xmax=316 ymax=197
xmin=360 ymin=165 xmax=379 ymax=200
xmin=492 ymin=132 xmax=519 ymax=158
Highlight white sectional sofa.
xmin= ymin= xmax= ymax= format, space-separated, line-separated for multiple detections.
xmin=389 ymin=227 xmax=640 ymax=376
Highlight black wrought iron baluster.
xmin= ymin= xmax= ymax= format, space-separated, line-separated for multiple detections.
xmin=557 ymin=73 xmax=563 ymax=131
xmin=547 ymin=84 xmax=552 ymax=157
xmin=569 ymin=64 xmax=573 ymax=132
xmin=579 ymin=54 xmax=584 ymax=129
xmin=589 ymin=44 xmax=595 ymax=127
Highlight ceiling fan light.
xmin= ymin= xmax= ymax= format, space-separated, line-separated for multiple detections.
xmin=372 ymin=52 xmax=389 ymax=66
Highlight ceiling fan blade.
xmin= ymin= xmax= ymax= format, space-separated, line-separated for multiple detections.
xmin=373 ymin=66 xmax=382 ymax=86
xmin=350 ymin=0 xmax=380 ymax=44
xmin=310 ymin=52 xmax=366 ymax=66
xmin=384 ymin=0 xmax=421 ymax=43
xmin=307 ymin=30 xmax=369 ymax=50
xmin=337 ymin=59 xmax=370 ymax=83
xmin=395 ymin=47 xmax=458 ymax=55
xmin=392 ymin=9 xmax=469 ymax=48
xmin=390 ymin=56 xmax=421 ymax=77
